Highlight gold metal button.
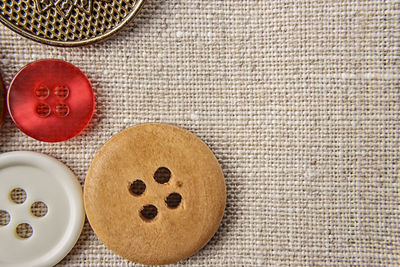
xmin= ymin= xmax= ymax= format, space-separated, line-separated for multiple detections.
xmin=0 ymin=0 xmax=145 ymax=46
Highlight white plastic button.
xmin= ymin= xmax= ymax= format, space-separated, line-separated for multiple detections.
xmin=0 ymin=151 xmax=84 ymax=267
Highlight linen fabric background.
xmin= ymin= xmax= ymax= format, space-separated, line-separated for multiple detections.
xmin=0 ymin=1 xmax=399 ymax=266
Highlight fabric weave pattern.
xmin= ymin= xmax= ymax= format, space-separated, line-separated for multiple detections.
xmin=0 ymin=1 xmax=399 ymax=265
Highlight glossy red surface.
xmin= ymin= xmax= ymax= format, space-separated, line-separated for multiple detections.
xmin=8 ymin=59 xmax=95 ymax=142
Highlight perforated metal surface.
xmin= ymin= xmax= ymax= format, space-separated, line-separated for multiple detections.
xmin=0 ymin=74 xmax=4 ymax=125
xmin=0 ymin=0 xmax=145 ymax=46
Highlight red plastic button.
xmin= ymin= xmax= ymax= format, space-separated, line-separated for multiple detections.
xmin=8 ymin=59 xmax=95 ymax=142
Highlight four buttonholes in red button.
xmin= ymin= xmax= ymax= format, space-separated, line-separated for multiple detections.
xmin=35 ymin=84 xmax=70 ymax=117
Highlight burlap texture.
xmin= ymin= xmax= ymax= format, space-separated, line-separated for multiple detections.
xmin=0 ymin=1 xmax=399 ymax=266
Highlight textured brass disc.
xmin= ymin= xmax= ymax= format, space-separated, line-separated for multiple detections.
xmin=0 ymin=0 xmax=145 ymax=46
xmin=0 ymin=74 xmax=4 ymax=124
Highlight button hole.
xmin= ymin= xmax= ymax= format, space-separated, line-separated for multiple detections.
xmin=154 ymin=167 xmax=171 ymax=184
xmin=139 ymin=205 xmax=157 ymax=221
xmin=31 ymin=201 xmax=48 ymax=217
xmin=54 ymin=103 xmax=70 ymax=117
xmin=36 ymin=103 xmax=51 ymax=117
xmin=15 ymin=223 xmax=33 ymax=239
xmin=54 ymin=85 xmax=69 ymax=99
xmin=129 ymin=180 xmax=146 ymax=196
xmin=165 ymin=193 xmax=182 ymax=209
xmin=34 ymin=84 xmax=49 ymax=99
xmin=9 ymin=188 xmax=27 ymax=204
xmin=0 ymin=210 xmax=10 ymax=226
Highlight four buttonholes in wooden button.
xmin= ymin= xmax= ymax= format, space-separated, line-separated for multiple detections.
xmin=129 ymin=167 xmax=182 ymax=221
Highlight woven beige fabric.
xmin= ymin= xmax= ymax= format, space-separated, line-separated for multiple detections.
xmin=0 ymin=0 xmax=399 ymax=266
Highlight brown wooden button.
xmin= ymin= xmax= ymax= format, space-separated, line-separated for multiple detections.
xmin=84 ymin=123 xmax=226 ymax=265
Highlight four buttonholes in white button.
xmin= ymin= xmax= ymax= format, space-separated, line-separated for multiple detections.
xmin=0 ymin=187 xmax=48 ymax=239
